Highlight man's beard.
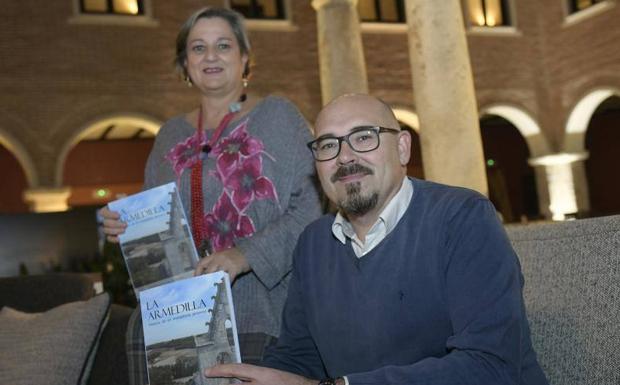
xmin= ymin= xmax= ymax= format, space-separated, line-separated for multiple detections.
xmin=331 ymin=163 xmax=378 ymax=216
xmin=338 ymin=181 xmax=378 ymax=216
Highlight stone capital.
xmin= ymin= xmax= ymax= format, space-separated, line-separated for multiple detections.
xmin=528 ymin=152 xmax=589 ymax=167
xmin=23 ymin=187 xmax=71 ymax=213
xmin=312 ymin=0 xmax=358 ymax=11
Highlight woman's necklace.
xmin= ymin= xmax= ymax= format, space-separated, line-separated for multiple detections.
xmin=190 ymin=102 xmax=242 ymax=255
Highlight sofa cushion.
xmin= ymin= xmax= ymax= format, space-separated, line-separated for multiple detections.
xmin=506 ymin=215 xmax=620 ymax=385
xmin=0 ymin=293 xmax=111 ymax=385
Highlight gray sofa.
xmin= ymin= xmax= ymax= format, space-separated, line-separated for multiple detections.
xmin=0 ymin=273 xmax=132 ymax=385
xmin=1 ymin=216 xmax=617 ymax=385
xmin=506 ymin=215 xmax=620 ymax=385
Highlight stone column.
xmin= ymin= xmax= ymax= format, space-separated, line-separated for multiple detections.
xmin=312 ymin=0 xmax=368 ymax=105
xmin=23 ymin=187 xmax=71 ymax=213
xmin=531 ymin=166 xmax=552 ymax=220
xmin=405 ymin=0 xmax=487 ymax=195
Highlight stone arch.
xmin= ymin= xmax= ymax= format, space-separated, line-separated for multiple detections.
xmin=564 ymin=87 xmax=620 ymax=153
xmin=55 ymin=113 xmax=162 ymax=186
xmin=479 ymin=104 xmax=551 ymax=157
xmin=392 ymin=107 xmax=424 ymax=179
xmin=392 ymin=108 xmax=419 ymax=133
xmin=0 ymin=128 xmax=38 ymax=187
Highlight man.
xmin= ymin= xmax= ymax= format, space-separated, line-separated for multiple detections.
xmin=207 ymin=94 xmax=548 ymax=384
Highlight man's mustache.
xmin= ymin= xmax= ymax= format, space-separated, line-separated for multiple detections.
xmin=331 ymin=163 xmax=373 ymax=183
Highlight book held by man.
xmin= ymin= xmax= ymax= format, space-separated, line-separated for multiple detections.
xmin=108 ymin=182 xmax=199 ymax=297
xmin=140 ymin=272 xmax=241 ymax=385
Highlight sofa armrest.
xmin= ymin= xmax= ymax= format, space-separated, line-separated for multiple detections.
xmin=87 ymin=303 xmax=133 ymax=385
xmin=506 ymin=215 xmax=620 ymax=385
xmin=0 ymin=273 xmax=94 ymax=312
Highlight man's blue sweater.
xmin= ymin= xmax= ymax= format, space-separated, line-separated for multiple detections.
xmin=263 ymin=178 xmax=548 ymax=385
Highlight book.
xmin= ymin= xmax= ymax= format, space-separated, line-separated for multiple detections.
xmin=140 ymin=272 xmax=241 ymax=385
xmin=108 ymin=182 xmax=199 ymax=298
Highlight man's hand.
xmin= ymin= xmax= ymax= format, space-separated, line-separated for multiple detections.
xmin=206 ymin=363 xmax=316 ymax=385
xmin=194 ymin=247 xmax=250 ymax=282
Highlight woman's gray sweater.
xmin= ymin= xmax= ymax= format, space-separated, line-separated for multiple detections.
xmin=143 ymin=95 xmax=322 ymax=337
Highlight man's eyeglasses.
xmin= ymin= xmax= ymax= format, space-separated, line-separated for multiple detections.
xmin=306 ymin=126 xmax=400 ymax=162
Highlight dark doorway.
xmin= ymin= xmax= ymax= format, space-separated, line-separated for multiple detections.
xmin=400 ymin=123 xmax=424 ymax=180
xmin=0 ymin=144 xmax=29 ymax=214
xmin=480 ymin=115 xmax=540 ymax=223
xmin=63 ymin=137 xmax=154 ymax=208
xmin=585 ymin=95 xmax=620 ymax=217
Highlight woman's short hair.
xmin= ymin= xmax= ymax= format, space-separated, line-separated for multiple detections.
xmin=175 ymin=7 xmax=252 ymax=79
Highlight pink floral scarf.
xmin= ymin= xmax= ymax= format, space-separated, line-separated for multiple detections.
xmin=165 ymin=119 xmax=279 ymax=252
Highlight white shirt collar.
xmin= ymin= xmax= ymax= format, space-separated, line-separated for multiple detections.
xmin=332 ymin=177 xmax=413 ymax=257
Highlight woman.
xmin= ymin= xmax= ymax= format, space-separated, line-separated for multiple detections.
xmin=100 ymin=7 xmax=321 ymax=383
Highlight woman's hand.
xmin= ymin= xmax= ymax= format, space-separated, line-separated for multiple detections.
xmin=194 ymin=247 xmax=251 ymax=282
xmin=99 ymin=205 xmax=127 ymax=243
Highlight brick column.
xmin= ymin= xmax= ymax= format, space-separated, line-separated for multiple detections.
xmin=312 ymin=0 xmax=368 ymax=105
xmin=405 ymin=0 xmax=487 ymax=195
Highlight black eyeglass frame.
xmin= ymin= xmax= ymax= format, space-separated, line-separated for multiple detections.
xmin=306 ymin=126 xmax=400 ymax=162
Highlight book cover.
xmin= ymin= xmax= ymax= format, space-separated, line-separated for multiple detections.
xmin=108 ymin=182 xmax=199 ymax=298
xmin=140 ymin=272 xmax=241 ymax=385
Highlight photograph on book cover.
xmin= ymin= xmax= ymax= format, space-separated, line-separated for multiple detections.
xmin=140 ymin=272 xmax=241 ymax=385
xmin=108 ymin=182 xmax=199 ymax=297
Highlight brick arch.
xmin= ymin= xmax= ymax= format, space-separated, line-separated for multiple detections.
xmin=0 ymin=128 xmax=38 ymax=188
xmin=564 ymin=87 xmax=620 ymax=153
xmin=55 ymin=113 xmax=162 ymax=186
xmin=479 ymin=104 xmax=551 ymax=157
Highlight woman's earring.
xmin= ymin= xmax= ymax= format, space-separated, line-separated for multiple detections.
xmin=239 ymin=76 xmax=249 ymax=102
xmin=184 ymin=76 xmax=193 ymax=87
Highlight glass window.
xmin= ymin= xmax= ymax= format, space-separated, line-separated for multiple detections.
xmin=466 ymin=0 xmax=511 ymax=27
xmin=230 ymin=0 xmax=286 ymax=20
xmin=358 ymin=0 xmax=405 ymax=23
xmin=80 ymin=0 xmax=143 ymax=15
xmin=567 ymin=0 xmax=605 ymax=13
